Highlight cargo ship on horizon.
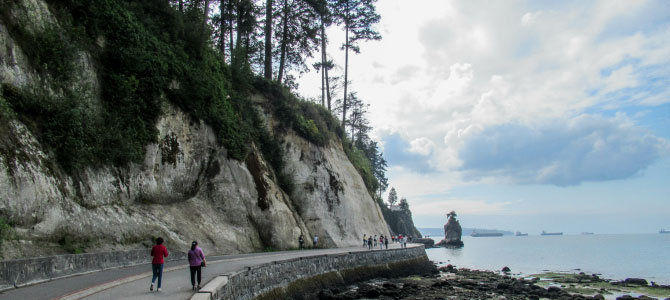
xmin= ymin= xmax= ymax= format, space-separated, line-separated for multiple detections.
xmin=541 ymin=231 xmax=563 ymax=236
xmin=471 ymin=230 xmax=504 ymax=237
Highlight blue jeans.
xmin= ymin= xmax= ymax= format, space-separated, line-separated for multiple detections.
xmin=152 ymin=263 xmax=164 ymax=288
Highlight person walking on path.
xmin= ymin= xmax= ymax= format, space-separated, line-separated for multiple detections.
xmin=298 ymin=234 xmax=305 ymax=249
xmin=367 ymin=236 xmax=373 ymax=250
xmin=150 ymin=237 xmax=168 ymax=292
xmin=379 ymin=235 xmax=384 ymax=249
xmin=313 ymin=234 xmax=319 ymax=248
xmin=384 ymin=235 xmax=389 ymax=249
xmin=363 ymin=234 xmax=367 ymax=247
xmin=188 ymin=241 xmax=206 ymax=290
xmin=402 ymin=235 xmax=408 ymax=248
xmin=373 ymin=235 xmax=377 ymax=247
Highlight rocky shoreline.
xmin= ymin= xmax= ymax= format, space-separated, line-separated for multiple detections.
xmin=315 ymin=262 xmax=670 ymax=300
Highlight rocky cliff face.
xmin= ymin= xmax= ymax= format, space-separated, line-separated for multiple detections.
xmin=440 ymin=217 xmax=464 ymax=248
xmin=381 ymin=208 xmax=422 ymax=239
xmin=0 ymin=0 xmax=390 ymax=258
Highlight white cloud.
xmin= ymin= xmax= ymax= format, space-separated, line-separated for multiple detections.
xmin=296 ymin=0 xmax=670 ymax=208
xmin=409 ymin=137 xmax=435 ymax=155
xmin=521 ymin=11 xmax=542 ymax=26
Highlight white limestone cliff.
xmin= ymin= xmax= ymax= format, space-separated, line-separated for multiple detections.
xmin=0 ymin=0 xmax=390 ymax=258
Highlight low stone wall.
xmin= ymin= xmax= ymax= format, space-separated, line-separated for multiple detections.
xmin=0 ymin=249 xmax=185 ymax=291
xmin=208 ymin=245 xmax=428 ymax=300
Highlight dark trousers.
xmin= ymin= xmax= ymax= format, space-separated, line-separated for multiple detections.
xmin=151 ymin=263 xmax=164 ymax=288
xmin=190 ymin=266 xmax=202 ymax=286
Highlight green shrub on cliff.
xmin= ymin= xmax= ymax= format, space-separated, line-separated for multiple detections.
xmin=252 ymin=77 xmax=342 ymax=146
xmin=1 ymin=0 xmax=381 ymax=199
xmin=0 ymin=217 xmax=14 ymax=250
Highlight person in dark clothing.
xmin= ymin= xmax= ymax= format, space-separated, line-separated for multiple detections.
xmin=298 ymin=234 xmax=305 ymax=249
xmin=384 ymin=235 xmax=389 ymax=249
xmin=367 ymin=236 xmax=373 ymax=250
xmin=150 ymin=237 xmax=168 ymax=292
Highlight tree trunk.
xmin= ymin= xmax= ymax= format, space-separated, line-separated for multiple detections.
xmin=321 ymin=59 xmax=325 ymax=106
xmin=179 ymin=0 xmax=183 ymax=12
xmin=277 ymin=0 xmax=289 ymax=83
xmin=229 ymin=0 xmax=235 ymax=62
xmin=322 ymin=17 xmax=331 ymax=111
xmin=219 ymin=0 xmax=226 ymax=60
xmin=342 ymin=2 xmax=350 ymax=129
xmin=236 ymin=1 xmax=243 ymax=64
xmin=264 ymin=0 xmax=272 ymax=79
xmin=202 ymin=0 xmax=210 ymax=46
xmin=320 ymin=16 xmax=325 ymax=107
xmin=203 ymin=0 xmax=210 ymax=26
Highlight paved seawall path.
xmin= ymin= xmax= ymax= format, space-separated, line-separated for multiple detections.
xmin=0 ymin=243 xmax=417 ymax=300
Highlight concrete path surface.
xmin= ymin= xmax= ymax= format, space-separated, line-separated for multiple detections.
xmin=0 ymin=243 xmax=411 ymax=300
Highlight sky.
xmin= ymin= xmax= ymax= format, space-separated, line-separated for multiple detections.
xmin=297 ymin=0 xmax=670 ymax=234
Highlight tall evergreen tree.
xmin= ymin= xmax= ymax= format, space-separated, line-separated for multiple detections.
xmin=273 ymin=0 xmax=320 ymax=84
xmin=264 ymin=0 xmax=273 ymax=78
xmin=387 ymin=187 xmax=398 ymax=206
xmin=373 ymin=149 xmax=387 ymax=198
xmin=399 ymin=197 xmax=409 ymax=212
xmin=331 ymin=0 xmax=381 ymax=127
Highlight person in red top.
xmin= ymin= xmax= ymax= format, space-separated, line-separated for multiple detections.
xmin=150 ymin=237 xmax=168 ymax=292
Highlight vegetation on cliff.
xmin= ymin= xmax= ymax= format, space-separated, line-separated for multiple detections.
xmin=0 ymin=0 xmax=388 ymax=198
xmin=378 ymin=187 xmax=422 ymax=238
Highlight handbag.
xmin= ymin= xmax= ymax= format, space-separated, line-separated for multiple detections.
xmin=201 ymin=260 xmax=206 ymax=267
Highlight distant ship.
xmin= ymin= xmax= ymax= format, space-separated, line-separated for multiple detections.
xmin=471 ymin=231 xmax=503 ymax=237
xmin=581 ymin=232 xmax=594 ymax=235
xmin=541 ymin=231 xmax=563 ymax=236
xmin=515 ymin=231 xmax=528 ymax=236
xmin=660 ymin=229 xmax=670 ymax=234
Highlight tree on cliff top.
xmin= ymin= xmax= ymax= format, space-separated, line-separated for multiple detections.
xmin=447 ymin=210 xmax=457 ymax=220
xmin=399 ymin=197 xmax=409 ymax=212
xmin=387 ymin=187 xmax=397 ymax=206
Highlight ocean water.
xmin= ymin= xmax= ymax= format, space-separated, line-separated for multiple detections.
xmin=425 ymin=234 xmax=670 ymax=284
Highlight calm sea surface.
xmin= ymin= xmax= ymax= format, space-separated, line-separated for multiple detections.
xmin=425 ymin=234 xmax=670 ymax=284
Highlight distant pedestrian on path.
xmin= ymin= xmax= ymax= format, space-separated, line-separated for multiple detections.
xmin=188 ymin=241 xmax=206 ymax=290
xmin=313 ymin=234 xmax=319 ymax=248
xmin=402 ymin=235 xmax=407 ymax=248
xmin=367 ymin=236 xmax=373 ymax=250
xmin=374 ymin=235 xmax=377 ymax=247
xmin=379 ymin=235 xmax=384 ymax=249
xmin=384 ymin=235 xmax=389 ymax=249
xmin=150 ymin=237 xmax=168 ymax=292
xmin=363 ymin=234 xmax=367 ymax=247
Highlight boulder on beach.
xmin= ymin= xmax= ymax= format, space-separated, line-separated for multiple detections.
xmin=624 ymin=278 xmax=648 ymax=285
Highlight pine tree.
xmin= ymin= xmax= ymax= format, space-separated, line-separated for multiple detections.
xmin=387 ymin=187 xmax=398 ymax=206
xmin=399 ymin=197 xmax=409 ymax=212
xmin=264 ymin=0 xmax=273 ymax=78
xmin=273 ymin=0 xmax=321 ymax=84
xmin=331 ymin=0 xmax=381 ymax=128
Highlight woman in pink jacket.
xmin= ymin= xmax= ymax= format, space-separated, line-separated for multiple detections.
xmin=188 ymin=241 xmax=206 ymax=290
